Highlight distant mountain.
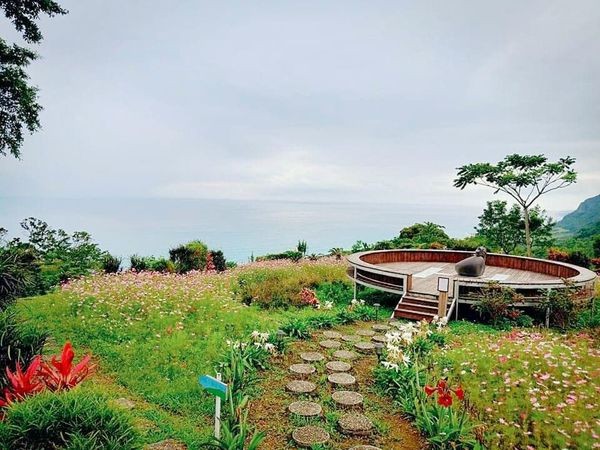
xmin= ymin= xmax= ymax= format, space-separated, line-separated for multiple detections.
xmin=557 ymin=194 xmax=600 ymax=234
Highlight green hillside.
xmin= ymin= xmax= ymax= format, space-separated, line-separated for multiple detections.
xmin=557 ymin=194 xmax=600 ymax=234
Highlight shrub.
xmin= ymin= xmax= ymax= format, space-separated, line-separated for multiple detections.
xmin=255 ymin=250 xmax=302 ymax=262
xmin=316 ymin=281 xmax=353 ymax=305
xmin=101 ymin=254 xmax=121 ymax=273
xmin=0 ymin=390 xmax=139 ymax=449
xmin=473 ymin=283 xmax=524 ymax=326
xmin=566 ymin=251 xmax=591 ymax=268
xmin=234 ymin=265 xmax=346 ymax=309
xmin=211 ymin=250 xmax=227 ymax=272
xmin=576 ymin=302 xmax=600 ymax=328
xmin=539 ymin=282 xmax=586 ymax=330
xmin=547 ymin=247 xmax=569 ymax=262
xmin=148 ymin=257 xmax=175 ymax=273
xmin=169 ymin=240 xmax=208 ymax=273
xmin=129 ymin=254 xmax=148 ymax=271
xmin=0 ymin=245 xmax=41 ymax=306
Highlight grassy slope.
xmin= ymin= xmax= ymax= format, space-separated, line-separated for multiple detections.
xmin=16 ymin=263 xmax=347 ymax=448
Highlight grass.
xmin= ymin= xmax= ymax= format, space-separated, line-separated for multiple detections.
xmin=15 ymin=260 xmax=347 ymax=448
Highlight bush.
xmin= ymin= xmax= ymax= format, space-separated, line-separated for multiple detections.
xmin=234 ymin=265 xmax=346 ymax=308
xmin=315 ymin=281 xmax=353 ymax=305
xmin=129 ymin=254 xmax=148 ymax=271
xmin=576 ymin=302 xmax=600 ymax=328
xmin=130 ymin=255 xmax=174 ymax=273
xmin=255 ymin=250 xmax=303 ymax=262
xmin=169 ymin=240 xmax=208 ymax=273
xmin=473 ymin=283 xmax=524 ymax=327
xmin=101 ymin=254 xmax=121 ymax=273
xmin=0 ymin=309 xmax=47 ymax=391
xmin=211 ymin=250 xmax=227 ymax=272
xmin=0 ymin=245 xmax=41 ymax=306
xmin=0 ymin=390 xmax=139 ymax=449
xmin=539 ymin=282 xmax=586 ymax=330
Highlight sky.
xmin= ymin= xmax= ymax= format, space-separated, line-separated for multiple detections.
xmin=1 ymin=0 xmax=599 ymax=211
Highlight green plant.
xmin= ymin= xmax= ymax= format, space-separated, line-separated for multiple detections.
xmin=280 ymin=318 xmax=312 ymax=339
xmin=129 ymin=254 xmax=148 ymax=271
xmin=0 ymin=244 xmax=41 ymax=305
xmin=101 ymin=254 xmax=121 ymax=273
xmin=473 ymin=283 xmax=524 ymax=326
xmin=169 ymin=240 xmax=208 ymax=273
xmin=297 ymin=240 xmax=307 ymax=256
xmin=538 ymin=281 xmax=584 ymax=330
xmin=0 ymin=389 xmax=139 ymax=449
xmin=329 ymin=247 xmax=344 ymax=260
xmin=211 ymin=250 xmax=227 ymax=272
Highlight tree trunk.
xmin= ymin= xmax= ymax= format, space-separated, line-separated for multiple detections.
xmin=523 ymin=206 xmax=532 ymax=257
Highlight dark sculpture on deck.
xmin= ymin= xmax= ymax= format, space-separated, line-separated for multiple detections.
xmin=455 ymin=247 xmax=487 ymax=277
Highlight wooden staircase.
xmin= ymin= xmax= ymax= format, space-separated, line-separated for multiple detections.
xmin=393 ymin=292 xmax=445 ymax=321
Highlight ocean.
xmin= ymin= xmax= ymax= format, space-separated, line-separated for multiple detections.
xmin=1 ymin=197 xmax=481 ymax=262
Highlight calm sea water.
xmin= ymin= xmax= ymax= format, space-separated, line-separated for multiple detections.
xmin=1 ymin=198 xmax=481 ymax=262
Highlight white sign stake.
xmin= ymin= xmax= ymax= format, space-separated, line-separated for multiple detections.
xmin=214 ymin=372 xmax=222 ymax=439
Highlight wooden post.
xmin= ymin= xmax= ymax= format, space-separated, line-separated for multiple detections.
xmin=406 ymin=274 xmax=413 ymax=292
xmin=438 ymin=291 xmax=448 ymax=317
xmin=353 ymin=267 xmax=357 ymax=300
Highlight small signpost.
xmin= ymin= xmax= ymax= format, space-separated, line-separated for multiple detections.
xmin=199 ymin=373 xmax=228 ymax=439
xmin=437 ymin=276 xmax=450 ymax=318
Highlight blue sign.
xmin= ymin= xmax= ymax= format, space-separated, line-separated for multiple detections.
xmin=199 ymin=375 xmax=228 ymax=400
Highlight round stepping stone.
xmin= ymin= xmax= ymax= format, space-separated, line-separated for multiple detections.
xmin=320 ymin=339 xmax=341 ymax=349
xmin=328 ymin=372 xmax=356 ymax=386
xmin=332 ymin=390 xmax=363 ymax=407
xmin=333 ymin=350 xmax=359 ymax=360
xmin=323 ymin=330 xmax=342 ymax=339
xmin=289 ymin=363 xmax=316 ymax=376
xmin=288 ymin=400 xmax=322 ymax=417
xmin=354 ymin=341 xmax=376 ymax=353
xmin=372 ymin=324 xmax=391 ymax=332
xmin=292 ymin=426 xmax=330 ymax=447
xmin=371 ymin=334 xmax=387 ymax=344
xmin=356 ymin=329 xmax=375 ymax=337
xmin=350 ymin=446 xmax=382 ymax=450
xmin=286 ymin=380 xmax=317 ymax=394
xmin=326 ymin=360 xmax=352 ymax=372
xmin=342 ymin=334 xmax=362 ymax=343
xmin=338 ymin=413 xmax=374 ymax=436
xmin=300 ymin=351 xmax=325 ymax=362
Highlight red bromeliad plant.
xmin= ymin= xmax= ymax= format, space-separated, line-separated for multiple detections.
xmin=39 ymin=342 xmax=95 ymax=391
xmin=0 ymin=342 xmax=95 ymax=411
xmin=299 ymin=287 xmax=320 ymax=308
xmin=424 ymin=379 xmax=464 ymax=407
xmin=3 ymin=355 xmax=44 ymax=404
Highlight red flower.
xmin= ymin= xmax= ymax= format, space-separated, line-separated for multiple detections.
xmin=40 ymin=342 xmax=95 ymax=391
xmin=424 ymin=379 xmax=465 ymax=407
xmin=4 ymin=356 xmax=44 ymax=402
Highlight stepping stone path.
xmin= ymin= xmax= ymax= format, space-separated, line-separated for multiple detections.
xmin=328 ymin=372 xmax=356 ymax=387
xmin=319 ymin=339 xmax=341 ymax=349
xmin=288 ymin=400 xmax=322 ymax=417
xmin=332 ymin=390 xmax=363 ymax=407
xmin=286 ymin=380 xmax=317 ymax=394
xmin=326 ymin=360 xmax=352 ymax=372
xmin=342 ymin=334 xmax=362 ymax=342
xmin=372 ymin=324 xmax=391 ymax=332
xmin=354 ymin=341 xmax=376 ymax=353
xmin=289 ymin=363 xmax=316 ymax=376
xmin=333 ymin=349 xmax=359 ymax=360
xmin=292 ymin=426 xmax=330 ymax=447
xmin=371 ymin=334 xmax=387 ymax=344
xmin=350 ymin=446 xmax=382 ymax=450
xmin=356 ymin=329 xmax=376 ymax=337
xmin=339 ymin=413 xmax=374 ymax=436
xmin=323 ymin=330 xmax=342 ymax=339
xmin=300 ymin=351 xmax=325 ymax=362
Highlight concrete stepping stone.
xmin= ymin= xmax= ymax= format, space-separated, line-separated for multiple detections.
xmin=372 ymin=324 xmax=391 ymax=332
xmin=332 ymin=390 xmax=363 ymax=407
xmin=288 ymin=400 xmax=322 ymax=417
xmin=145 ymin=439 xmax=187 ymax=450
xmin=333 ymin=350 xmax=359 ymax=360
xmin=356 ymin=329 xmax=376 ymax=337
xmin=326 ymin=360 xmax=352 ymax=372
xmin=328 ymin=372 xmax=356 ymax=387
xmin=286 ymin=380 xmax=317 ymax=394
xmin=349 ymin=446 xmax=382 ymax=450
xmin=342 ymin=334 xmax=362 ymax=343
xmin=338 ymin=413 xmax=374 ymax=436
xmin=320 ymin=339 xmax=341 ymax=349
xmin=354 ymin=341 xmax=376 ymax=353
xmin=292 ymin=426 xmax=330 ymax=447
xmin=371 ymin=335 xmax=387 ymax=344
xmin=323 ymin=330 xmax=342 ymax=339
xmin=300 ymin=351 xmax=325 ymax=362
xmin=289 ymin=363 xmax=316 ymax=376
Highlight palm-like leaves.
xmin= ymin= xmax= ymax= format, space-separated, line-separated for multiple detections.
xmin=40 ymin=342 xmax=95 ymax=391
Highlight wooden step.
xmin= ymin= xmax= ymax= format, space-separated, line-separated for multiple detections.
xmin=393 ymin=294 xmax=446 ymax=321
xmin=393 ymin=308 xmax=436 ymax=321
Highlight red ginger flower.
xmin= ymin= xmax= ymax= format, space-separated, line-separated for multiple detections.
xmin=424 ymin=379 xmax=464 ymax=407
xmin=39 ymin=342 xmax=95 ymax=391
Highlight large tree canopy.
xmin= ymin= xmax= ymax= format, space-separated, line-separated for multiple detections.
xmin=454 ymin=154 xmax=576 ymax=256
xmin=0 ymin=0 xmax=67 ymax=159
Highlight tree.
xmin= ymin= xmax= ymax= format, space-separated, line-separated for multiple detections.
xmin=454 ymin=154 xmax=577 ymax=256
xmin=476 ymin=201 xmax=554 ymax=255
xmin=399 ymin=222 xmax=450 ymax=246
xmin=0 ymin=0 xmax=67 ymax=158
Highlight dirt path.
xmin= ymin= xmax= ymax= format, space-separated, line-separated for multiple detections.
xmin=249 ymin=321 xmax=426 ymax=449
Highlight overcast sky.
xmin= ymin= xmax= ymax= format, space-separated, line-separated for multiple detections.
xmin=1 ymin=0 xmax=599 ymax=210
